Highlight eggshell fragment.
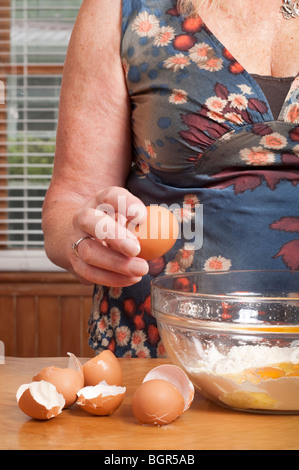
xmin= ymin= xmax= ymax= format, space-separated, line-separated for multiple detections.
xmin=128 ymin=205 xmax=179 ymax=261
xmin=83 ymin=350 xmax=123 ymax=387
xmin=32 ymin=353 xmax=84 ymax=408
xmin=76 ymin=380 xmax=126 ymax=416
xmin=143 ymin=364 xmax=195 ymax=412
xmin=132 ymin=379 xmax=185 ymax=426
xmin=16 ymin=380 xmax=65 ymax=420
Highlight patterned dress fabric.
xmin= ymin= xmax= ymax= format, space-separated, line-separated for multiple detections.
xmin=88 ymin=0 xmax=299 ymax=357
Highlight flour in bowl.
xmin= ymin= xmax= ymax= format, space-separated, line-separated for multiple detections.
xmin=191 ymin=343 xmax=299 ymax=375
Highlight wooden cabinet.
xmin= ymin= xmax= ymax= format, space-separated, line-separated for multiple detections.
xmin=0 ymin=272 xmax=94 ymax=358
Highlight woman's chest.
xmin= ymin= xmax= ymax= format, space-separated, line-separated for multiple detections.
xmin=198 ymin=8 xmax=299 ymax=77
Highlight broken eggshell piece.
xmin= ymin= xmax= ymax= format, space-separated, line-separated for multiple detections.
xmin=16 ymin=380 xmax=65 ymax=420
xmin=76 ymin=380 xmax=126 ymax=415
xmin=143 ymin=364 xmax=195 ymax=412
xmin=32 ymin=353 xmax=84 ymax=408
xmin=83 ymin=350 xmax=123 ymax=387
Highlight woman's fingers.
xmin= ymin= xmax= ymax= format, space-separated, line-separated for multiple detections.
xmin=71 ymin=237 xmax=148 ymax=286
xmin=74 ymin=187 xmax=147 ymax=257
xmin=73 ymin=206 xmax=141 ymax=257
xmin=94 ymin=186 xmax=147 ymax=225
xmin=84 ymin=186 xmax=147 ymax=228
xmin=71 ymin=186 xmax=149 ymax=287
xmin=76 ymin=236 xmax=148 ymax=276
xmin=73 ymin=257 xmax=144 ymax=287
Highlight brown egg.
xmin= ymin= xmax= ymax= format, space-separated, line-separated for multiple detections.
xmin=132 ymin=379 xmax=185 ymax=426
xmin=32 ymin=353 xmax=84 ymax=408
xmin=128 ymin=205 xmax=179 ymax=261
xmin=143 ymin=364 xmax=195 ymax=412
xmin=83 ymin=350 xmax=123 ymax=387
xmin=16 ymin=381 xmax=65 ymax=420
xmin=76 ymin=380 xmax=126 ymax=416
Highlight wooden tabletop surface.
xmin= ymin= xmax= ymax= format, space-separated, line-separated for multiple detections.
xmin=1 ymin=356 xmax=299 ymax=450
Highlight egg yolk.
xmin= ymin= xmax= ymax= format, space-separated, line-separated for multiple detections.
xmin=230 ymin=367 xmax=284 ymax=384
xmin=278 ymin=362 xmax=299 ymax=377
xmin=229 ymin=363 xmax=299 ymax=384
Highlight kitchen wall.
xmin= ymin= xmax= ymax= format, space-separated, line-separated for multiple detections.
xmin=0 ymin=272 xmax=94 ymax=357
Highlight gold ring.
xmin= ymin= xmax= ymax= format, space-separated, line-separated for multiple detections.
xmin=72 ymin=236 xmax=94 ymax=257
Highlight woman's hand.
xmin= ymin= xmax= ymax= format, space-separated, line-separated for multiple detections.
xmin=69 ymin=187 xmax=149 ymax=287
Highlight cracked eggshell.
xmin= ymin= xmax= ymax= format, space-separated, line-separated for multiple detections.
xmin=76 ymin=380 xmax=126 ymax=416
xmin=143 ymin=364 xmax=195 ymax=412
xmin=16 ymin=380 xmax=65 ymax=420
xmin=32 ymin=353 xmax=84 ymax=408
xmin=132 ymin=379 xmax=185 ymax=426
xmin=83 ymin=350 xmax=123 ymax=387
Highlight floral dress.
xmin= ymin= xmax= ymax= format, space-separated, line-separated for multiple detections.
xmin=88 ymin=0 xmax=299 ymax=357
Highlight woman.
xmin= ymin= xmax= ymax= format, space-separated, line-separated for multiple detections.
xmin=42 ymin=0 xmax=299 ymax=357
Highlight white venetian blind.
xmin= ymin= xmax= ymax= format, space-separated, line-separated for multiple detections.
xmin=0 ymin=0 xmax=82 ymax=270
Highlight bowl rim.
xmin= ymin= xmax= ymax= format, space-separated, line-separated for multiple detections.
xmin=154 ymin=310 xmax=299 ymax=334
xmin=151 ymin=269 xmax=299 ymax=302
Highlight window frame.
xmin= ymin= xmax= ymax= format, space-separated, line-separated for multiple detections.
xmin=0 ymin=0 xmax=82 ymax=272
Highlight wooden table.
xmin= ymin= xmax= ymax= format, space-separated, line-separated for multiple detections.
xmin=1 ymin=357 xmax=299 ymax=450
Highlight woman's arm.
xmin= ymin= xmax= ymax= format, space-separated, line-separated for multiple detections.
xmin=42 ymin=0 xmax=149 ymax=286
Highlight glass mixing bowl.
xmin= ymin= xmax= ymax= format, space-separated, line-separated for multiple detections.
xmin=151 ymin=270 xmax=299 ymax=414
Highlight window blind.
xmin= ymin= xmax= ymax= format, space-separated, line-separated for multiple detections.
xmin=0 ymin=0 xmax=82 ymax=270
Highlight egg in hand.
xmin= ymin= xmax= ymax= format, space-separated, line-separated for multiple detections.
xmin=128 ymin=205 xmax=179 ymax=261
